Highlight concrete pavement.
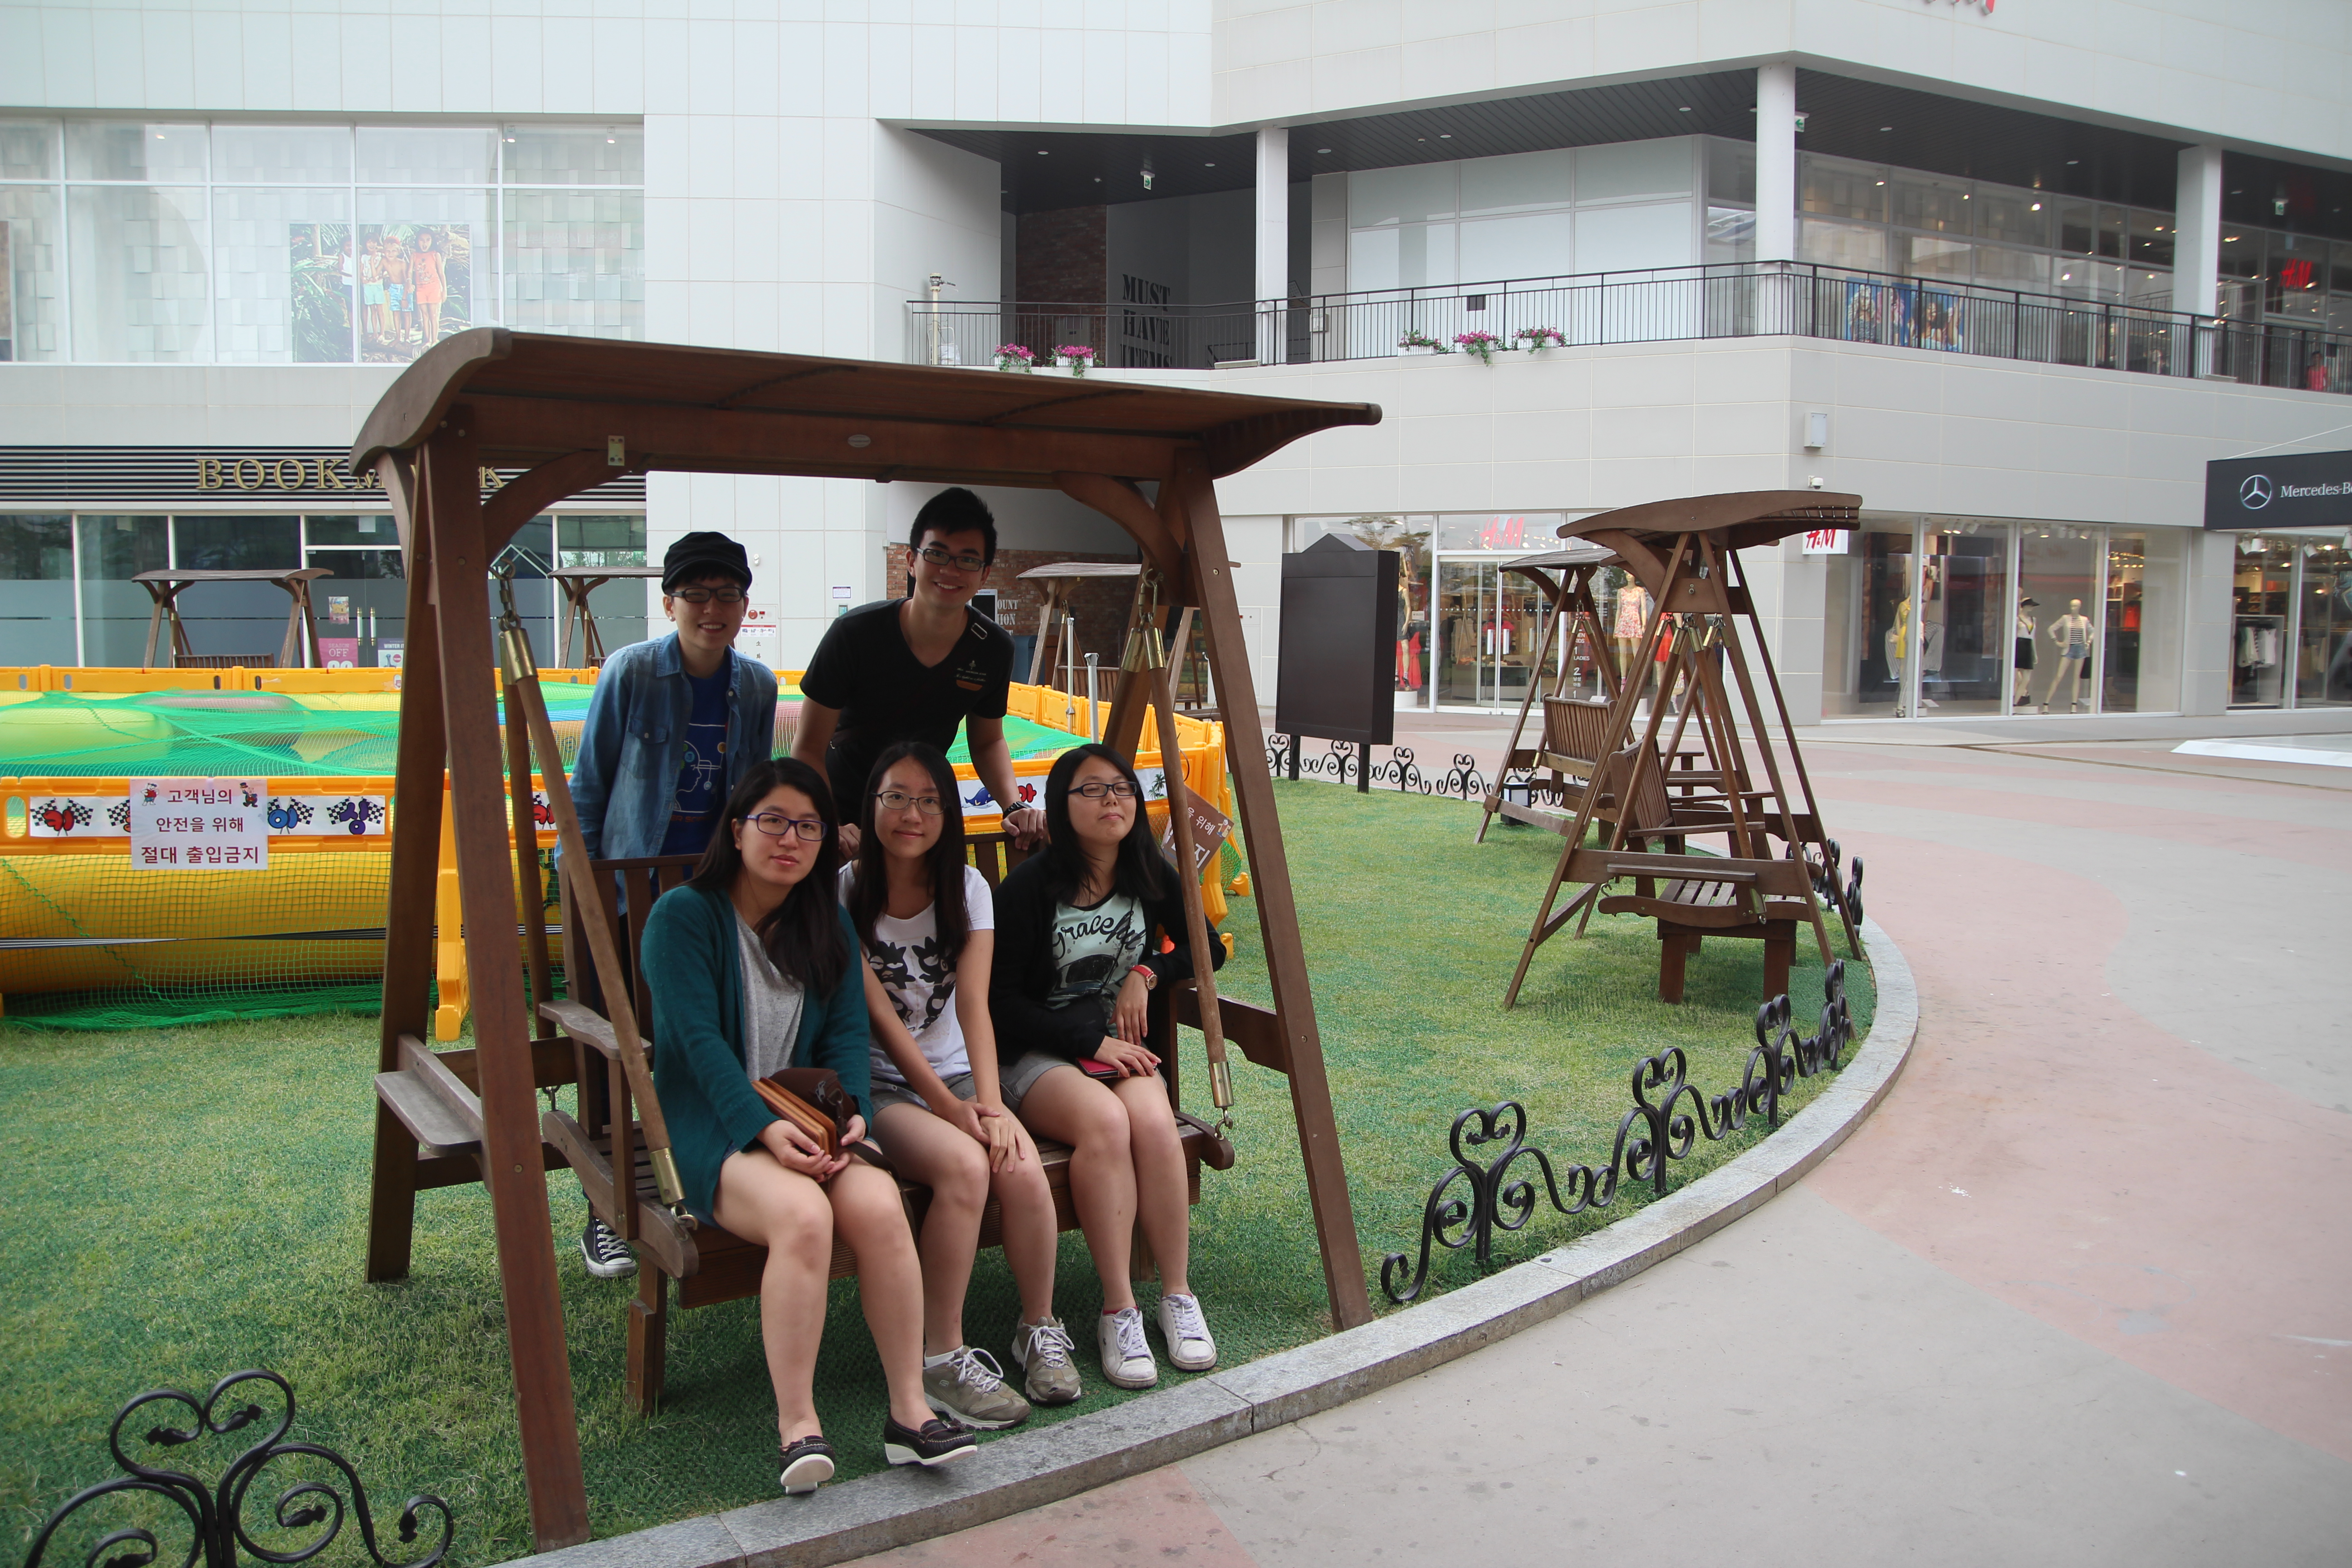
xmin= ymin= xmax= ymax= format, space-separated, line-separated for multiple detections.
xmin=848 ymin=720 xmax=2352 ymax=1565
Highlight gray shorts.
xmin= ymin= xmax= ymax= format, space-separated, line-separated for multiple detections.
xmin=870 ymin=1050 xmax=1072 ymax=1122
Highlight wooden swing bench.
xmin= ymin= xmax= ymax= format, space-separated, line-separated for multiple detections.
xmin=373 ymin=827 xmax=1278 ymax=1414
xmin=1560 ymin=845 xmax=1818 ymax=1004
xmin=355 ymin=330 xmax=1379 ymax=1548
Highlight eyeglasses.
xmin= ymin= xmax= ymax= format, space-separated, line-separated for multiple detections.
xmin=744 ymin=812 xmax=830 ymax=842
xmin=916 ymin=544 xmax=988 ymax=574
xmin=873 ymin=789 xmax=945 ymax=817
xmin=1069 ymin=780 xmax=1138 ymax=801
xmin=671 ymin=585 xmax=746 ymax=605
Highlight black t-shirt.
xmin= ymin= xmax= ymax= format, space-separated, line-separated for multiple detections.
xmin=801 ymin=598 xmax=1014 ymax=810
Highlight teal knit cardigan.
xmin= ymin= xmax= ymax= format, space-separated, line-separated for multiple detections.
xmin=640 ymin=882 xmax=876 ymax=1224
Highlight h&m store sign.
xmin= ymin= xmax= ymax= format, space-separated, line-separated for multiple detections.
xmin=0 ymin=446 xmax=647 ymax=510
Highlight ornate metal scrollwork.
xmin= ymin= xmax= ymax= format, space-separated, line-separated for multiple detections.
xmin=1808 ymin=838 xmax=1867 ymax=932
xmin=25 ymin=1369 xmax=453 ymax=1568
xmin=1380 ymin=969 xmax=1856 ymax=1305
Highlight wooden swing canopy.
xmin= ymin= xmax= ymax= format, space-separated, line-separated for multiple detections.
xmin=351 ymin=330 xmax=1380 ymax=1553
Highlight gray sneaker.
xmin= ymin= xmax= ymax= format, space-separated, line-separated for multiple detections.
xmin=1009 ymin=1316 xmax=1083 ymax=1406
xmin=922 ymin=1345 xmax=1031 ymax=1431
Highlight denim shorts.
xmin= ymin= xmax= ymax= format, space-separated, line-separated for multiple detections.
xmin=869 ymin=1051 xmax=1071 ymax=1120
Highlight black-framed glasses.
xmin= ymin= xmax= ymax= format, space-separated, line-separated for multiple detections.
xmin=670 ymin=585 xmax=746 ymax=605
xmin=1070 ymin=780 xmax=1138 ymax=801
xmin=916 ymin=544 xmax=988 ymax=573
xmin=873 ymin=788 xmax=946 ymax=817
xmin=744 ymin=811 xmax=830 ymax=842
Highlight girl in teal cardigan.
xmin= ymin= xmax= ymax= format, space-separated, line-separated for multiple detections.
xmin=642 ymin=757 xmax=975 ymax=1492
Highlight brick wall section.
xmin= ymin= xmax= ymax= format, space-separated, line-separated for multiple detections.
xmin=882 ymin=544 xmax=1136 ymax=688
xmin=1013 ymin=206 xmax=1109 ymax=361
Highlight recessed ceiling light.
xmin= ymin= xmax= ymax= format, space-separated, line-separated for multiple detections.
xmin=1879 ymin=125 xmax=1892 ymax=132
xmin=1093 ymin=176 xmax=1101 ymax=181
xmin=1317 ymin=147 xmax=1332 ymax=154
xmin=1679 ymin=106 xmax=1692 ymax=113
xmin=1438 ymin=133 xmax=1451 ymax=138
xmin=1038 ymin=150 xmax=1049 ymax=155
xmin=1205 ymin=161 xmax=1215 ymax=167
xmin=2030 ymin=202 xmax=2041 ymax=211
xmin=2066 ymin=160 xmax=2078 ymax=166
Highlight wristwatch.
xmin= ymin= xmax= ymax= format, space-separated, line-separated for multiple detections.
xmin=1128 ymin=964 xmax=1157 ymax=990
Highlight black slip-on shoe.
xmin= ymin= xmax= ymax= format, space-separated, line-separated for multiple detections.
xmin=882 ymin=1416 xmax=977 ymax=1468
xmin=779 ymin=1436 xmax=835 ymax=1494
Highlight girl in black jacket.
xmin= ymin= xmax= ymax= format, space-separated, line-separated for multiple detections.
xmin=990 ymin=744 xmax=1227 ymax=1391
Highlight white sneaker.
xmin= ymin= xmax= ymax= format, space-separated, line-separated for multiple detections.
xmin=1155 ymin=1292 xmax=1218 ymax=1372
xmin=1096 ymin=1306 xmax=1157 ymax=1389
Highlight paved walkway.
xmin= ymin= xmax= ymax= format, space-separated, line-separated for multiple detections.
xmin=851 ymin=723 xmax=2352 ymax=1566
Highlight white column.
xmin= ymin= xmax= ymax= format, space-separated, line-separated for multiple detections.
xmin=2171 ymin=145 xmax=2224 ymax=318
xmin=1754 ymin=64 xmax=1797 ymax=265
xmin=1255 ymin=126 xmax=1290 ymax=363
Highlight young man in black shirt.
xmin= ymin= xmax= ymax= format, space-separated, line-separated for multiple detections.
xmin=794 ymin=488 xmax=1045 ymax=852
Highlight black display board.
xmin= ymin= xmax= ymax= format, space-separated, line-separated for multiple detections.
xmin=2205 ymin=449 xmax=2352 ymax=530
xmin=1275 ymin=533 xmax=1398 ymax=748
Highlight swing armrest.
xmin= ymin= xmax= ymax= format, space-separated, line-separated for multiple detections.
xmin=542 ymin=999 xmax=622 ymax=1061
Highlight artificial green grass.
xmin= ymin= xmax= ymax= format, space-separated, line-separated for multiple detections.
xmin=1 ymin=784 xmax=1870 ymax=1564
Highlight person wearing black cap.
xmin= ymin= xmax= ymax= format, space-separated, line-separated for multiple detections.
xmin=793 ymin=488 xmax=1044 ymax=854
xmin=564 ymin=528 xmax=779 ymax=1278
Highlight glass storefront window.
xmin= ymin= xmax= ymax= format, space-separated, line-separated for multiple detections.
xmin=1 ymin=514 xmax=77 ymax=664
xmin=67 ymin=185 xmax=211 ymax=362
xmin=0 ymin=119 xmax=646 ymax=363
xmin=76 ymin=515 xmax=168 ymax=666
xmin=213 ymin=189 xmax=355 ymax=364
xmin=0 ymin=512 xmax=647 ymax=669
xmin=2104 ymin=531 xmax=2183 ymax=714
xmin=212 ymin=125 xmax=353 ymax=185
xmin=504 ymin=189 xmax=645 ymax=339
xmin=2294 ymin=541 xmax=2351 ymax=706
xmin=1 ymin=184 xmax=66 ymax=360
xmin=1917 ymin=527 xmax=2009 ymax=715
xmin=2231 ymin=537 xmax=2293 ymax=707
xmin=305 ymin=545 xmax=406 ymax=667
xmin=503 ymin=128 xmax=644 ymax=187
xmin=64 ymin=122 xmax=207 ymax=183
xmin=2017 ymin=525 xmax=2100 ymax=714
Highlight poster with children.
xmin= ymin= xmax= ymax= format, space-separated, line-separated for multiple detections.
xmin=358 ymin=223 xmax=471 ymax=364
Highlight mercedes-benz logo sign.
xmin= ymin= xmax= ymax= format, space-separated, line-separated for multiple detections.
xmin=2239 ymin=473 xmax=2274 ymax=510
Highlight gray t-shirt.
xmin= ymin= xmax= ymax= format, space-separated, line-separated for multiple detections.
xmin=734 ymin=913 xmax=806 ymax=1083
xmin=1044 ymin=891 xmax=1150 ymax=1023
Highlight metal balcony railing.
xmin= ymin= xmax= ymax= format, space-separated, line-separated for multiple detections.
xmin=905 ymin=262 xmax=2352 ymax=395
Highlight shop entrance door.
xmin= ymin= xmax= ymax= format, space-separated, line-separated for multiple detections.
xmin=1435 ymin=559 xmax=1547 ymax=706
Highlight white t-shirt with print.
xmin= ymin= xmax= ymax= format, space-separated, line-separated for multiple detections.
xmin=838 ymin=862 xmax=994 ymax=1087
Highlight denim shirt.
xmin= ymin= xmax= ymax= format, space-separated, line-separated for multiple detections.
xmin=566 ymin=633 xmax=779 ymax=862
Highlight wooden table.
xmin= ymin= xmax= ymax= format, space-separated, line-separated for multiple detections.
xmin=547 ymin=565 xmax=662 ymax=667
xmin=133 ymin=567 xmax=332 ymax=670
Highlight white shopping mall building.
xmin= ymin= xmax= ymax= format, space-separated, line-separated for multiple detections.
xmin=3 ymin=0 xmax=2350 ymax=722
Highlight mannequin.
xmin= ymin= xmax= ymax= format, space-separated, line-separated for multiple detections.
xmin=1885 ymin=596 xmax=1910 ymax=716
xmin=2040 ymin=598 xmax=2093 ymax=712
xmin=1916 ymin=562 xmax=1944 ymax=710
xmin=2013 ymin=597 xmax=2038 ymax=708
xmin=1613 ymin=581 xmax=1651 ymax=705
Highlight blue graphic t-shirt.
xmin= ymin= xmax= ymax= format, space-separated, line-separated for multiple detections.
xmin=659 ymin=658 xmax=731 ymax=858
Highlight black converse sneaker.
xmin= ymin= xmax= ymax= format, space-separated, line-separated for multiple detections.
xmin=578 ymin=1216 xmax=636 ymax=1279
xmin=882 ymin=1415 xmax=978 ymax=1468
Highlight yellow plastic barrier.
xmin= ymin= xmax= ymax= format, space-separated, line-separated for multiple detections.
xmin=0 ymin=667 xmax=1234 ymax=1024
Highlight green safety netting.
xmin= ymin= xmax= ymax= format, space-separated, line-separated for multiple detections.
xmin=1 ymin=685 xmax=1097 ymax=1029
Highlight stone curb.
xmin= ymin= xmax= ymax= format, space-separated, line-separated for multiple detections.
xmin=508 ymin=921 xmax=1918 ymax=1568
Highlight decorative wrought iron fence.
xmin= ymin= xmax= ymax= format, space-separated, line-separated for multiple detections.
xmin=1380 ymin=962 xmax=1857 ymax=1305
xmin=908 ymin=264 xmax=2352 ymax=394
xmin=1265 ymin=733 xmax=1489 ymax=803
